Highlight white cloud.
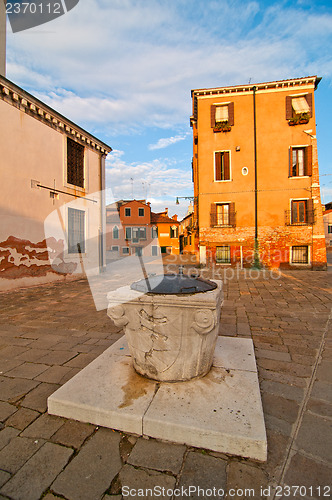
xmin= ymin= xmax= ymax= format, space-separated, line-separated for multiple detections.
xmin=105 ymin=149 xmax=193 ymax=219
xmin=148 ymin=134 xmax=189 ymax=150
xmin=6 ymin=0 xmax=332 ymax=131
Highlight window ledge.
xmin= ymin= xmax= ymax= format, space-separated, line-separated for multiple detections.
xmin=288 ymin=176 xmax=310 ymax=179
xmin=214 ymin=180 xmax=232 ymax=183
xmin=64 ymin=182 xmax=85 ymax=193
xmin=213 ymin=126 xmax=231 ymax=133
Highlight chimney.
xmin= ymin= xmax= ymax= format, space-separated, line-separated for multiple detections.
xmin=0 ymin=0 xmax=6 ymax=76
xmin=172 ymin=214 xmax=178 ymax=221
xmin=164 ymin=208 xmax=168 ymax=216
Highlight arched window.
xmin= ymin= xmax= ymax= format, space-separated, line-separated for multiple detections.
xmin=113 ymin=226 xmax=119 ymax=239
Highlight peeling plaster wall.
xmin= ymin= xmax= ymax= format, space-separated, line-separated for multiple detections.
xmin=0 ymin=89 xmax=106 ymax=290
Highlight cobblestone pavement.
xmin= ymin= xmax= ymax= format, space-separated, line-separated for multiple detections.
xmin=0 ymin=267 xmax=331 ymax=500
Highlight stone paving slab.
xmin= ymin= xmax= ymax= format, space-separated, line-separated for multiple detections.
xmin=48 ymin=336 xmax=267 ymax=461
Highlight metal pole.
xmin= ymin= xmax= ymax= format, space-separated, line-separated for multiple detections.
xmin=252 ymin=86 xmax=260 ymax=268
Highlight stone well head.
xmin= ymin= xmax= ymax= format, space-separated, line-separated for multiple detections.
xmin=107 ymin=274 xmax=223 ymax=382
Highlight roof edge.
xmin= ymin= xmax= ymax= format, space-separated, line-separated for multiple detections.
xmin=0 ymin=75 xmax=112 ymax=154
xmin=192 ymin=76 xmax=320 ymax=97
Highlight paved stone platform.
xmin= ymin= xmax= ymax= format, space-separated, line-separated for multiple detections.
xmin=0 ymin=264 xmax=331 ymax=499
xmin=48 ymin=337 xmax=267 ymax=461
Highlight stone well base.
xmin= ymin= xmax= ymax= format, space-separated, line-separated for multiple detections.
xmin=48 ymin=336 xmax=267 ymax=462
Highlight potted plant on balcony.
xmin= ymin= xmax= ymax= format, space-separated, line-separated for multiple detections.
xmin=213 ymin=121 xmax=231 ymax=132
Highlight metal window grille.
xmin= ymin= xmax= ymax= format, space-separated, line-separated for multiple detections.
xmin=216 ymin=246 xmax=231 ymax=264
xmin=67 ymin=138 xmax=84 ymax=188
xmin=68 ymin=208 xmax=85 ymax=254
xmin=292 ymin=246 xmax=309 ymax=264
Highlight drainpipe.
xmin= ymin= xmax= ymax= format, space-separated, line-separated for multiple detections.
xmin=252 ymin=86 xmax=260 ymax=268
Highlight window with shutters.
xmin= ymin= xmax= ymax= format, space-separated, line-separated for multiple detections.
xmin=216 ymin=246 xmax=231 ymax=264
xmin=285 ymin=199 xmax=315 ymax=225
xmin=125 ymin=208 xmax=131 ymax=217
xmin=289 ymin=146 xmax=312 ymax=177
xmin=291 ymin=246 xmax=309 ymax=264
xmin=214 ymin=151 xmax=231 ymax=181
xmin=138 ymin=208 xmax=144 ymax=217
xmin=67 ymin=138 xmax=84 ymax=188
xmin=68 ymin=208 xmax=85 ymax=253
xmin=210 ymin=203 xmax=236 ymax=227
xmin=211 ymin=103 xmax=234 ymax=132
xmin=286 ymin=94 xmax=312 ymax=125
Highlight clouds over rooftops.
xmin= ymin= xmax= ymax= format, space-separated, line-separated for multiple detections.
xmin=6 ymin=0 xmax=332 ymax=130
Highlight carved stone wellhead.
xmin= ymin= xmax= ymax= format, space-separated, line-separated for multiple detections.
xmin=107 ymin=278 xmax=223 ymax=382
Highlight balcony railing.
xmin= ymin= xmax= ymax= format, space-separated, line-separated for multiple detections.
xmin=285 ymin=209 xmax=315 ymax=226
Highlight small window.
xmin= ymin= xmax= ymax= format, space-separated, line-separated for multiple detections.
xmin=210 ymin=203 xmax=235 ymax=227
xmin=286 ymin=94 xmax=312 ymax=124
xmin=292 ymin=96 xmax=310 ymax=114
xmin=68 ymin=208 xmax=85 ymax=253
xmin=152 ymin=246 xmax=158 ymax=256
xmin=138 ymin=208 xmax=144 ymax=217
xmin=289 ymin=146 xmax=312 ymax=177
xmin=113 ymin=226 xmax=119 ymax=239
xmin=291 ymin=200 xmax=307 ymax=224
xmin=67 ymin=138 xmax=84 ymax=188
xmin=211 ymin=103 xmax=234 ymax=129
xmin=291 ymin=246 xmax=309 ymax=264
xmin=111 ymin=246 xmax=119 ymax=252
xmin=215 ymin=152 xmax=230 ymax=181
xmin=125 ymin=208 xmax=131 ymax=217
xmin=152 ymin=226 xmax=158 ymax=238
xmin=125 ymin=227 xmax=132 ymax=240
xmin=216 ymin=246 xmax=231 ymax=264
xmin=217 ymin=204 xmax=229 ymax=225
xmin=170 ymin=226 xmax=178 ymax=238
xmin=328 ymin=225 xmax=332 ymax=234
xmin=122 ymin=247 xmax=130 ymax=255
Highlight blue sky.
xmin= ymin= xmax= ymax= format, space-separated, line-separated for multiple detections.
xmin=5 ymin=0 xmax=332 ymax=219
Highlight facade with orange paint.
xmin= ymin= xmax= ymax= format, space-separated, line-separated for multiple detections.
xmin=191 ymin=76 xmax=327 ymax=270
xmin=179 ymin=210 xmax=195 ymax=255
xmin=151 ymin=210 xmax=180 ymax=255
xmin=106 ymin=200 xmax=160 ymax=258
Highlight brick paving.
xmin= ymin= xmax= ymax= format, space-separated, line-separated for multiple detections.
xmin=0 ymin=266 xmax=331 ymax=500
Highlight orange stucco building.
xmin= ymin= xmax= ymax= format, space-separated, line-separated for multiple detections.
xmin=151 ymin=210 xmax=180 ymax=255
xmin=191 ymin=76 xmax=327 ymax=270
